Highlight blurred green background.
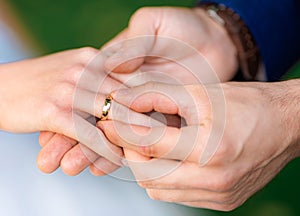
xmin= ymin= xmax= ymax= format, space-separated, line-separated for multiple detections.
xmin=8 ymin=0 xmax=300 ymax=215
xmin=9 ymin=0 xmax=195 ymax=53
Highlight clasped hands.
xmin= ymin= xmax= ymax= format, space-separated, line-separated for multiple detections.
xmin=28 ymin=7 xmax=298 ymax=211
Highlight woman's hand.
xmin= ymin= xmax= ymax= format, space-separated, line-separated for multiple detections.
xmin=0 ymin=47 xmax=153 ymax=174
xmin=97 ymin=80 xmax=300 ymax=211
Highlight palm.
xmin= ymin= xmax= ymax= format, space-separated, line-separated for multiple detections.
xmin=104 ymin=7 xmax=237 ymax=84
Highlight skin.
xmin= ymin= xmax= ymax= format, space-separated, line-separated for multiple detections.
xmin=3 ymin=6 xmax=298 ymax=211
xmin=98 ymin=80 xmax=300 ymax=211
xmin=0 ymin=47 xmax=155 ymax=174
xmin=37 ymin=6 xmax=238 ymax=176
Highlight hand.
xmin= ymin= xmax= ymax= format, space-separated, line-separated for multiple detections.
xmin=97 ymin=80 xmax=300 ymax=211
xmin=38 ymin=112 xmax=178 ymax=176
xmin=0 ymin=47 xmax=152 ymax=174
xmin=104 ymin=6 xmax=238 ymax=83
xmin=37 ymin=6 xmax=238 ymax=176
xmin=38 ymin=132 xmax=120 ymax=176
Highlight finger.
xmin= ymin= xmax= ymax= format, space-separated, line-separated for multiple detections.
xmin=104 ymin=37 xmax=153 ymax=74
xmin=39 ymin=131 xmax=55 ymax=147
xmin=75 ymin=61 xmax=123 ymax=94
xmin=37 ymin=134 xmax=77 ymax=173
xmin=73 ymin=89 xmax=163 ymax=127
xmin=60 ymin=144 xmax=99 ymax=176
xmin=117 ymin=146 xmax=251 ymax=207
xmin=112 ymin=82 xmax=205 ymax=124
xmin=89 ymin=157 xmax=120 ymax=176
xmin=123 ymin=148 xmax=179 ymax=182
xmin=107 ymin=69 xmax=197 ymax=91
xmin=40 ymin=132 xmax=119 ymax=176
xmin=69 ymin=113 xmax=124 ymax=165
xmin=113 ymin=85 xmax=178 ymax=114
xmin=105 ymin=10 xmax=158 ymax=73
xmin=111 ymin=82 xmax=224 ymax=165
xmin=123 ymin=148 xmax=238 ymax=192
xmin=98 ymin=121 xmax=206 ymax=163
xmin=46 ymin=107 xmax=123 ymax=166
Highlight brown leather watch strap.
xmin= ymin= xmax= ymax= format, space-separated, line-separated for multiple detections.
xmin=200 ymin=3 xmax=260 ymax=80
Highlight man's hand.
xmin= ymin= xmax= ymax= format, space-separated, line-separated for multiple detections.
xmin=104 ymin=7 xmax=238 ymax=82
xmin=97 ymin=80 xmax=300 ymax=211
xmin=0 ymin=47 xmax=155 ymax=175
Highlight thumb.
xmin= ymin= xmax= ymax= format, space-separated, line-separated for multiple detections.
xmin=111 ymin=82 xmax=204 ymax=125
xmin=105 ymin=8 xmax=158 ymax=73
xmin=104 ymin=38 xmax=151 ymax=73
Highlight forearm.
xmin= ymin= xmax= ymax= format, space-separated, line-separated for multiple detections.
xmin=0 ymin=63 xmax=12 ymax=131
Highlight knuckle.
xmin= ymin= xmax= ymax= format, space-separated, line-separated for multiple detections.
xmin=63 ymin=64 xmax=85 ymax=84
xmin=71 ymin=47 xmax=99 ymax=70
xmin=76 ymin=47 xmax=98 ymax=60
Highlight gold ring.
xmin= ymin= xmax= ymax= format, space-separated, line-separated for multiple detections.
xmin=99 ymin=94 xmax=113 ymax=121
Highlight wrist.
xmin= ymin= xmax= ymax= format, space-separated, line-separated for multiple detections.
xmin=269 ymin=79 xmax=300 ymax=156
xmin=199 ymin=3 xmax=260 ymax=80
xmin=192 ymin=7 xmax=238 ymax=81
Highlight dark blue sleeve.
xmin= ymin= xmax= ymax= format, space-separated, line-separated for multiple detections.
xmin=199 ymin=0 xmax=300 ymax=81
